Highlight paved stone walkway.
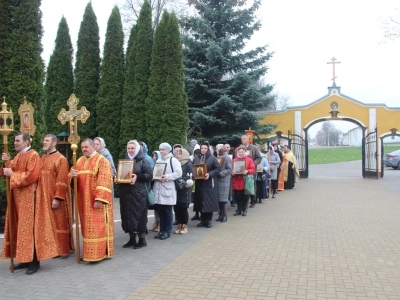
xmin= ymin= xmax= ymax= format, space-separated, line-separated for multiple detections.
xmin=1 ymin=162 xmax=400 ymax=299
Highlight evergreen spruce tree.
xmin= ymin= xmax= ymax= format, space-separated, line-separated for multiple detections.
xmin=97 ymin=6 xmax=124 ymax=162
xmin=183 ymin=0 xmax=276 ymax=145
xmin=45 ymin=17 xmax=74 ymax=135
xmin=163 ymin=13 xmax=188 ymax=146
xmin=74 ymin=2 xmax=100 ymax=139
xmin=119 ymin=24 xmax=137 ymax=157
xmin=132 ymin=0 xmax=153 ymax=142
xmin=146 ymin=11 xmax=170 ymax=151
xmin=5 ymin=0 xmax=46 ymax=148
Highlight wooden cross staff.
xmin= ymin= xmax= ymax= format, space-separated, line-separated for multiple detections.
xmin=57 ymin=94 xmax=90 ymax=264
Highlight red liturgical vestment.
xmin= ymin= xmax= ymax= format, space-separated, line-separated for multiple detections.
xmin=75 ymin=153 xmax=114 ymax=261
xmin=35 ymin=151 xmax=74 ymax=260
xmin=1 ymin=149 xmax=41 ymax=263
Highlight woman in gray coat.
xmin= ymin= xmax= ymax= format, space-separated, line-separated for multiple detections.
xmin=268 ymin=145 xmax=281 ymax=198
xmin=215 ymin=144 xmax=232 ymax=222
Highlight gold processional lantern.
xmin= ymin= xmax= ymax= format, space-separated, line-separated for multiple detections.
xmin=0 ymin=97 xmax=14 ymax=139
xmin=0 ymin=97 xmax=15 ymax=273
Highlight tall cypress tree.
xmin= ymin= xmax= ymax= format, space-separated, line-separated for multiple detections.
xmin=45 ymin=17 xmax=74 ymax=135
xmin=163 ymin=13 xmax=188 ymax=146
xmin=132 ymin=0 xmax=153 ymax=142
xmin=74 ymin=2 xmax=100 ymax=139
xmin=97 ymin=6 xmax=124 ymax=162
xmin=183 ymin=0 xmax=276 ymax=145
xmin=0 ymin=0 xmax=11 ymax=98
xmin=146 ymin=11 xmax=169 ymax=151
xmin=5 ymin=0 xmax=46 ymax=148
xmin=119 ymin=24 xmax=137 ymax=157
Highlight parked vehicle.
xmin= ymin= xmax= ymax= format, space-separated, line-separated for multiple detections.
xmin=384 ymin=149 xmax=400 ymax=169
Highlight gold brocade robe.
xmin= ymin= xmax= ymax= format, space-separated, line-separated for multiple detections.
xmin=1 ymin=149 xmax=41 ymax=263
xmin=75 ymin=153 xmax=114 ymax=261
xmin=35 ymin=151 xmax=74 ymax=260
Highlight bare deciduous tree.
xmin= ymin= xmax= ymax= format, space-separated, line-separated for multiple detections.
xmin=382 ymin=8 xmax=400 ymax=41
xmin=120 ymin=0 xmax=188 ymax=32
xmin=267 ymin=93 xmax=292 ymax=111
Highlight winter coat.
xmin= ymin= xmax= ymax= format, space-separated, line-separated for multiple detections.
xmin=176 ymin=160 xmax=194 ymax=205
xmin=141 ymin=142 xmax=155 ymax=168
xmin=255 ymin=155 xmax=269 ymax=181
xmin=101 ymin=148 xmax=117 ymax=177
xmin=232 ymin=156 xmax=255 ymax=190
xmin=217 ymin=153 xmax=232 ymax=202
xmin=153 ymin=153 xmax=182 ymax=205
xmin=119 ymin=150 xmax=153 ymax=233
xmin=193 ymin=150 xmax=221 ymax=213
xmin=268 ymin=151 xmax=281 ymax=180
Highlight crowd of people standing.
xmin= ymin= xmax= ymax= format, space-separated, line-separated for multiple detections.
xmin=0 ymin=132 xmax=298 ymax=275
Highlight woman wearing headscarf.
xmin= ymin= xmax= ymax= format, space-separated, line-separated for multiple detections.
xmin=192 ymin=142 xmax=221 ymax=228
xmin=153 ymin=143 xmax=182 ymax=240
xmin=94 ymin=137 xmax=116 ymax=177
xmin=268 ymin=145 xmax=281 ymax=198
xmin=149 ymin=151 xmax=161 ymax=232
xmin=232 ymin=146 xmax=255 ymax=216
xmin=118 ymin=140 xmax=153 ymax=249
xmin=273 ymin=144 xmax=284 ymax=191
xmin=174 ymin=148 xmax=193 ymax=234
xmin=215 ymin=144 xmax=232 ymax=222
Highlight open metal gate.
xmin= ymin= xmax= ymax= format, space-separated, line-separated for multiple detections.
xmin=362 ymin=127 xmax=378 ymax=178
xmin=288 ymin=130 xmax=308 ymax=178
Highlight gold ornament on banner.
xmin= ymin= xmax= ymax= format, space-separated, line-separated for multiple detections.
xmin=18 ymin=97 xmax=36 ymax=136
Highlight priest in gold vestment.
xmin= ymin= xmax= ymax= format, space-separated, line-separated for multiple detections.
xmin=1 ymin=133 xmax=42 ymax=275
xmin=36 ymin=134 xmax=74 ymax=259
xmin=70 ymin=138 xmax=114 ymax=262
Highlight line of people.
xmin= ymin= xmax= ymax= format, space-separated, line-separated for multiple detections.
xmin=1 ymin=133 xmax=298 ymax=275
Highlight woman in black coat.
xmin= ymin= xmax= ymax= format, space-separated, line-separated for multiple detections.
xmin=174 ymin=149 xmax=193 ymax=234
xmin=118 ymin=140 xmax=153 ymax=249
xmin=192 ymin=142 xmax=221 ymax=228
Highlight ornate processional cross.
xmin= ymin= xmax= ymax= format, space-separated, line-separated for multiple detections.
xmin=327 ymin=57 xmax=341 ymax=84
xmin=57 ymin=94 xmax=90 ymax=145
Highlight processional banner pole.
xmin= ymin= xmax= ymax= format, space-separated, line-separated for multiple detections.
xmin=0 ymin=97 xmax=15 ymax=273
xmin=58 ymin=94 xmax=90 ymax=264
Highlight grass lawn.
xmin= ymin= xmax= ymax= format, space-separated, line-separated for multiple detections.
xmin=308 ymin=144 xmax=400 ymax=165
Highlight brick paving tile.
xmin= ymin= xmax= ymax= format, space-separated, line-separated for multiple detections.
xmin=1 ymin=163 xmax=400 ymax=299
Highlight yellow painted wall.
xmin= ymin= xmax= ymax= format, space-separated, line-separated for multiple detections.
xmin=260 ymin=89 xmax=400 ymax=138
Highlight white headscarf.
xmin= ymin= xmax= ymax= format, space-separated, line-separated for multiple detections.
xmin=127 ymin=140 xmax=140 ymax=160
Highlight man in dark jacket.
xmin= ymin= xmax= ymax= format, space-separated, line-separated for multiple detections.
xmin=241 ymin=135 xmax=262 ymax=208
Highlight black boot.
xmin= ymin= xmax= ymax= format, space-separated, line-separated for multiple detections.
xmin=191 ymin=212 xmax=200 ymax=221
xmin=242 ymin=198 xmax=249 ymax=216
xmin=221 ymin=214 xmax=227 ymax=222
xmin=133 ymin=238 xmax=147 ymax=249
xmin=26 ymin=252 xmax=40 ymax=275
xmin=216 ymin=211 xmax=223 ymax=222
xmin=123 ymin=235 xmax=137 ymax=248
xmin=205 ymin=219 xmax=212 ymax=228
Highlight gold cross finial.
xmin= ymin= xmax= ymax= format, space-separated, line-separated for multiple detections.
xmin=57 ymin=94 xmax=90 ymax=145
xmin=327 ymin=57 xmax=341 ymax=84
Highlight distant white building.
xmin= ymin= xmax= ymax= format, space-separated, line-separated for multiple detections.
xmin=342 ymin=127 xmax=400 ymax=146
xmin=342 ymin=127 xmax=362 ymax=146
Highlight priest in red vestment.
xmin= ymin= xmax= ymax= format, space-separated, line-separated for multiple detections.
xmin=70 ymin=138 xmax=114 ymax=262
xmin=35 ymin=134 xmax=74 ymax=260
xmin=1 ymin=133 xmax=42 ymax=275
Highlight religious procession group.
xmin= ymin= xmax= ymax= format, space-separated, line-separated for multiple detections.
xmin=0 ymin=132 xmax=298 ymax=275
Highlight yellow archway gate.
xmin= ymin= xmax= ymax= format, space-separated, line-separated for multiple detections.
xmin=258 ymin=84 xmax=400 ymax=178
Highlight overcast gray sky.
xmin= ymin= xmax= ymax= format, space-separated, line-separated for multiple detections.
xmin=41 ymin=0 xmax=400 ymax=138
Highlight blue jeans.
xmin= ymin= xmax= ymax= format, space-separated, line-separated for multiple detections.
xmin=157 ymin=204 xmax=173 ymax=235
